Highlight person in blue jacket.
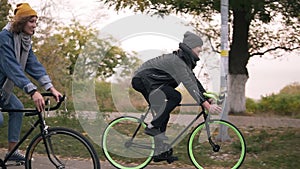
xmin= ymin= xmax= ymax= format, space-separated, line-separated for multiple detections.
xmin=0 ymin=3 xmax=62 ymax=162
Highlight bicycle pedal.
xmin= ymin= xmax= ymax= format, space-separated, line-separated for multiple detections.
xmin=5 ymin=161 xmax=25 ymax=166
xmin=166 ymin=156 xmax=178 ymax=164
xmin=153 ymin=157 xmax=165 ymax=163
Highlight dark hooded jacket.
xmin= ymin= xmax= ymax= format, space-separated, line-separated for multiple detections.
xmin=133 ymin=43 xmax=207 ymax=104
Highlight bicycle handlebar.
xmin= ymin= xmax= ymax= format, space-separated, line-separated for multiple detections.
xmin=0 ymin=93 xmax=65 ymax=114
xmin=178 ymin=92 xmax=222 ymax=106
xmin=43 ymin=93 xmax=66 ymax=111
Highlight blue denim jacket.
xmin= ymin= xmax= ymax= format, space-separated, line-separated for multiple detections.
xmin=0 ymin=29 xmax=53 ymax=96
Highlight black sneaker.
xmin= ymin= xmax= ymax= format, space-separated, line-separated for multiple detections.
xmin=6 ymin=151 xmax=25 ymax=162
xmin=144 ymin=127 xmax=162 ymax=136
xmin=153 ymin=153 xmax=178 ymax=163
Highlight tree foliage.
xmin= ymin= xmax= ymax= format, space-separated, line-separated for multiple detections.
xmin=55 ymin=21 xmax=138 ymax=81
xmin=101 ymin=0 xmax=300 ymax=73
xmin=29 ymin=0 xmax=139 ymax=84
xmin=279 ymin=82 xmax=300 ymax=95
xmin=0 ymin=0 xmax=11 ymax=29
xmin=33 ymin=19 xmax=139 ymax=89
xmin=103 ymin=0 xmax=299 ymax=23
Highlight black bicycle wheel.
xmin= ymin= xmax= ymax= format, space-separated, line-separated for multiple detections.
xmin=25 ymin=127 xmax=100 ymax=169
xmin=102 ymin=116 xmax=154 ymax=169
xmin=188 ymin=120 xmax=246 ymax=169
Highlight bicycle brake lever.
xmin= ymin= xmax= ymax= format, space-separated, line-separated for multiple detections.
xmin=64 ymin=96 xmax=68 ymax=112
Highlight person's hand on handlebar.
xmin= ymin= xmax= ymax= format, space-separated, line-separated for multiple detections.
xmin=31 ymin=87 xmax=62 ymax=112
xmin=48 ymin=87 xmax=63 ymax=102
xmin=209 ymin=104 xmax=222 ymax=114
xmin=31 ymin=91 xmax=45 ymax=112
xmin=202 ymin=101 xmax=222 ymax=114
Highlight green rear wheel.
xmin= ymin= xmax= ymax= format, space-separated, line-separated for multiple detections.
xmin=102 ymin=116 xmax=155 ymax=169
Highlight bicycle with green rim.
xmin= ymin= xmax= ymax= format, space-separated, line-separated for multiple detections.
xmin=102 ymin=92 xmax=246 ymax=169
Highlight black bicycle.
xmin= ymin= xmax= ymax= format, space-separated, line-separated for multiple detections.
xmin=0 ymin=93 xmax=100 ymax=169
xmin=102 ymin=92 xmax=246 ymax=169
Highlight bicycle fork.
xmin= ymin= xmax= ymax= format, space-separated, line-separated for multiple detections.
xmin=39 ymin=114 xmax=65 ymax=169
xmin=204 ymin=114 xmax=220 ymax=152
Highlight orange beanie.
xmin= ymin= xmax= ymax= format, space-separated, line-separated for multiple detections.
xmin=14 ymin=3 xmax=37 ymax=19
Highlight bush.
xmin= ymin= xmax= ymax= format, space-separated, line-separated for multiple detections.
xmin=246 ymin=98 xmax=259 ymax=113
xmin=258 ymin=94 xmax=300 ymax=116
xmin=246 ymin=82 xmax=300 ymax=118
xmin=95 ymin=81 xmax=115 ymax=112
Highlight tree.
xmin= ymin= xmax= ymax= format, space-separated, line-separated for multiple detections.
xmin=33 ymin=19 xmax=138 ymax=88
xmin=101 ymin=0 xmax=300 ymax=113
xmin=53 ymin=21 xmax=137 ymax=81
xmin=30 ymin=0 xmax=139 ymax=86
xmin=0 ymin=0 xmax=11 ymax=29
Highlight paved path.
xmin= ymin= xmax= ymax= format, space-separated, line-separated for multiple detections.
xmin=228 ymin=115 xmax=300 ymax=128
xmin=1 ymin=115 xmax=299 ymax=169
xmin=0 ymin=150 xmax=189 ymax=169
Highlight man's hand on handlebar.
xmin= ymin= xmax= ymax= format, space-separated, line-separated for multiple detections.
xmin=202 ymin=101 xmax=222 ymax=114
xmin=209 ymin=104 xmax=222 ymax=114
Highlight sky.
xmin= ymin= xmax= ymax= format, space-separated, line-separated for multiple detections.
xmin=246 ymin=54 xmax=300 ymax=99
xmin=8 ymin=0 xmax=300 ymax=100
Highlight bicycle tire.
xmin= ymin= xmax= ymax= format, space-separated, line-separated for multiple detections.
xmin=25 ymin=127 xmax=100 ymax=169
xmin=188 ymin=119 xmax=246 ymax=169
xmin=102 ymin=116 xmax=154 ymax=169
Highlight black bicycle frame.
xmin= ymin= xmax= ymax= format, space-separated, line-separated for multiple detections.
xmin=0 ymin=94 xmax=65 ymax=168
xmin=0 ymin=114 xmax=43 ymax=169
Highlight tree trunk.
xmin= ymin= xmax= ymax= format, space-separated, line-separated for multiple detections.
xmin=228 ymin=8 xmax=251 ymax=114
xmin=228 ymin=74 xmax=248 ymax=113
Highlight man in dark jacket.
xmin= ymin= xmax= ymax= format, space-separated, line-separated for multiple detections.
xmin=131 ymin=31 xmax=222 ymax=161
xmin=132 ymin=31 xmax=221 ymax=133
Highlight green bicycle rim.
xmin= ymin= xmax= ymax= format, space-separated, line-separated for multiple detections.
xmin=188 ymin=120 xmax=246 ymax=169
xmin=102 ymin=116 xmax=154 ymax=169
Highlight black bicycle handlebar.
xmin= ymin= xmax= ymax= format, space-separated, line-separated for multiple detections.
xmin=0 ymin=93 xmax=65 ymax=114
xmin=42 ymin=93 xmax=65 ymax=111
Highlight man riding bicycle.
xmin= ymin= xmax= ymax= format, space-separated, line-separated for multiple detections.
xmin=131 ymin=31 xmax=222 ymax=162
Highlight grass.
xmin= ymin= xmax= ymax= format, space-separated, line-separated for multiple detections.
xmin=241 ymin=127 xmax=300 ymax=169
xmin=156 ymin=127 xmax=300 ymax=169
xmin=0 ymin=114 xmax=299 ymax=168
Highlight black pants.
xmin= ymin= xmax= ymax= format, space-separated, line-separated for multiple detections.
xmin=132 ymin=77 xmax=182 ymax=132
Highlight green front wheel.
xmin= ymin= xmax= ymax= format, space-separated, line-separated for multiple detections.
xmin=188 ymin=120 xmax=246 ymax=169
xmin=25 ymin=127 xmax=100 ymax=169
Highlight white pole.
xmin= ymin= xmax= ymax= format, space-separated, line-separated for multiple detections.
xmin=219 ymin=0 xmax=230 ymax=141
xmin=220 ymin=0 xmax=229 ymax=118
